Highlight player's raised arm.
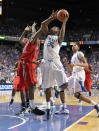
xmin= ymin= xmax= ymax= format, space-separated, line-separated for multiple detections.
xmin=29 ymin=27 xmax=42 ymax=44
xmin=58 ymin=13 xmax=69 ymax=45
xmin=41 ymin=10 xmax=58 ymax=25
xmin=30 ymin=11 xmax=58 ymax=44
xmin=32 ymin=22 xmax=37 ymax=34
xmin=19 ymin=26 xmax=32 ymax=45
xmin=41 ymin=10 xmax=58 ymax=35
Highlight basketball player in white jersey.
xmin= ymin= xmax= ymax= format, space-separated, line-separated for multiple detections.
xmin=68 ymin=43 xmax=99 ymax=117
xmin=41 ymin=10 xmax=69 ymax=119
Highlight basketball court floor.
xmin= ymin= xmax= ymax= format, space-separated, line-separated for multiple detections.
xmin=0 ymin=89 xmax=99 ymax=131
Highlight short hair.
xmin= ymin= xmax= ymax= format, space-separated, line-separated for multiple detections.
xmin=49 ymin=26 xmax=60 ymax=35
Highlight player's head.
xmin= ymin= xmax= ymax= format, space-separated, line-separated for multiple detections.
xmin=72 ymin=43 xmax=80 ymax=53
xmin=49 ymin=26 xmax=60 ymax=35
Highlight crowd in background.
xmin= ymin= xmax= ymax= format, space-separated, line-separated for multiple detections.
xmin=0 ymin=43 xmax=21 ymax=84
xmin=66 ymin=28 xmax=98 ymax=41
xmin=0 ymin=23 xmax=99 ymax=41
xmin=0 ymin=20 xmax=99 ymax=86
xmin=0 ymin=42 xmax=99 ymax=87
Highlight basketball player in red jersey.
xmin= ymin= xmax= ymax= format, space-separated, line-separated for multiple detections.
xmin=9 ymin=22 xmax=45 ymax=115
xmin=9 ymin=60 xmax=29 ymax=112
xmin=84 ymin=64 xmax=93 ymax=96
xmin=15 ymin=22 xmax=46 ymax=115
xmin=9 ymin=24 xmax=37 ymax=112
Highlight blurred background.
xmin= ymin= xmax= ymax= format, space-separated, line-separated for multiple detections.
xmin=0 ymin=0 xmax=99 ymax=90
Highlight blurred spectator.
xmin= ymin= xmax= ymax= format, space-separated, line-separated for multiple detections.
xmin=0 ymin=43 xmax=21 ymax=84
xmin=0 ymin=22 xmax=98 ymax=41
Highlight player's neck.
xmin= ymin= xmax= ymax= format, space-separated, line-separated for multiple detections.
xmin=73 ymin=50 xmax=78 ymax=54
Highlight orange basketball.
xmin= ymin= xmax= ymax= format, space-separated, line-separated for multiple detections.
xmin=57 ymin=9 xmax=69 ymax=22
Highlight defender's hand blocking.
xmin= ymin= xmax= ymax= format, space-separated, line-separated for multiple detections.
xmin=50 ymin=10 xmax=58 ymax=19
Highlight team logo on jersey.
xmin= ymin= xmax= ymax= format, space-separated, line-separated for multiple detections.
xmin=47 ymin=36 xmax=58 ymax=48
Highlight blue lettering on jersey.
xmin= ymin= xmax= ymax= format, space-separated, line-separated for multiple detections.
xmin=47 ymin=36 xmax=58 ymax=48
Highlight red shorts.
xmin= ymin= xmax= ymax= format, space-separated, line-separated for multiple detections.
xmin=17 ymin=60 xmax=38 ymax=87
xmin=13 ymin=76 xmax=28 ymax=92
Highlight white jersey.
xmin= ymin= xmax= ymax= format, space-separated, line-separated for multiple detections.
xmin=43 ymin=35 xmax=61 ymax=61
xmin=42 ymin=35 xmax=68 ymax=90
xmin=68 ymin=51 xmax=85 ymax=93
xmin=71 ymin=51 xmax=84 ymax=73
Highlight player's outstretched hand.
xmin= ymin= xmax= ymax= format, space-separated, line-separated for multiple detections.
xmin=50 ymin=10 xmax=58 ymax=19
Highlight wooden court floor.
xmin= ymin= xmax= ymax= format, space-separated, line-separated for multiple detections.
xmin=0 ymin=89 xmax=99 ymax=131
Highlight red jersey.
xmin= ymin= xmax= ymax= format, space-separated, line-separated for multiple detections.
xmin=18 ymin=40 xmax=40 ymax=87
xmin=19 ymin=40 xmax=40 ymax=63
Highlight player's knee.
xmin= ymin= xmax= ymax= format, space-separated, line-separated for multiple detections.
xmin=74 ymin=92 xmax=81 ymax=99
xmin=45 ymin=87 xmax=52 ymax=94
xmin=60 ymin=90 xmax=64 ymax=93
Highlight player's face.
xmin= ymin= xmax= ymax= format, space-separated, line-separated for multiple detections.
xmin=50 ymin=26 xmax=60 ymax=35
xmin=72 ymin=44 xmax=79 ymax=52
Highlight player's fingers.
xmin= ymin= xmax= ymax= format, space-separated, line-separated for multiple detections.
xmin=55 ymin=10 xmax=58 ymax=14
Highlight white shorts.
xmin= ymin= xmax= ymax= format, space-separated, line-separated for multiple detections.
xmin=68 ymin=70 xmax=85 ymax=93
xmin=41 ymin=60 xmax=68 ymax=90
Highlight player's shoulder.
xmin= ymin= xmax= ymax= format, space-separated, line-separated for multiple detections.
xmin=77 ymin=51 xmax=83 ymax=54
xmin=77 ymin=51 xmax=84 ymax=55
xmin=48 ymin=35 xmax=58 ymax=39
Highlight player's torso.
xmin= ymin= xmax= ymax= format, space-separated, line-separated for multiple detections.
xmin=20 ymin=40 xmax=40 ymax=62
xmin=43 ymin=35 xmax=60 ymax=61
xmin=71 ymin=51 xmax=84 ymax=72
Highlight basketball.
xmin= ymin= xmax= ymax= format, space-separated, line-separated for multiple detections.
xmin=57 ymin=9 xmax=69 ymax=22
